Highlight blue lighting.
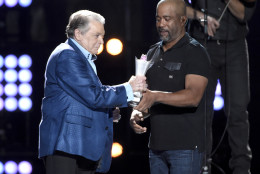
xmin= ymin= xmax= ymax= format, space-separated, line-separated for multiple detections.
xmin=4 ymin=69 xmax=18 ymax=83
xmin=0 ymin=84 xmax=3 ymax=96
xmin=0 ymin=161 xmax=4 ymax=174
xmin=5 ymin=54 xmax=17 ymax=69
xmin=18 ymin=97 xmax=32 ymax=111
xmin=5 ymin=97 xmax=17 ymax=112
xmin=0 ymin=70 xmax=3 ymax=82
xmin=5 ymin=161 xmax=18 ymax=174
xmin=18 ymin=161 xmax=32 ymax=174
xmin=19 ymin=83 xmax=32 ymax=96
xmin=4 ymin=83 xmax=18 ymax=97
xmin=0 ymin=98 xmax=3 ymax=111
xmin=19 ymin=0 xmax=32 ymax=7
xmin=214 ymin=95 xmax=224 ymax=111
xmin=5 ymin=0 xmax=18 ymax=7
xmin=19 ymin=54 xmax=32 ymax=68
xmin=18 ymin=69 xmax=32 ymax=82
xmin=215 ymin=80 xmax=222 ymax=95
xmin=0 ymin=55 xmax=4 ymax=68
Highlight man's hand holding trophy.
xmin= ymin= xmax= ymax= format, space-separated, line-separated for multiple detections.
xmin=128 ymin=54 xmax=151 ymax=107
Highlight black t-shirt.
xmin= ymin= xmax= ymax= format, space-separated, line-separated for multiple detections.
xmin=146 ymin=33 xmax=210 ymax=152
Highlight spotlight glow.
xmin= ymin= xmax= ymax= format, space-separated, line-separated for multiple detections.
xmin=5 ymin=54 xmax=17 ymax=69
xmin=0 ymin=70 xmax=3 ymax=82
xmin=4 ymin=69 xmax=18 ymax=83
xmin=5 ymin=161 xmax=18 ymax=174
xmin=0 ymin=84 xmax=3 ymax=96
xmin=106 ymin=38 xmax=123 ymax=56
xmin=18 ymin=161 xmax=32 ymax=174
xmin=18 ymin=97 xmax=32 ymax=111
xmin=5 ymin=97 xmax=17 ymax=111
xmin=111 ymin=142 xmax=123 ymax=158
xmin=97 ymin=44 xmax=104 ymax=55
xmin=0 ymin=55 xmax=4 ymax=68
xmin=0 ymin=161 xmax=3 ymax=174
xmin=18 ymin=69 xmax=32 ymax=82
xmin=215 ymin=80 xmax=222 ymax=95
xmin=18 ymin=54 xmax=32 ymax=68
xmin=4 ymin=83 xmax=18 ymax=97
xmin=19 ymin=83 xmax=32 ymax=96
xmin=19 ymin=0 xmax=32 ymax=7
xmin=214 ymin=95 xmax=224 ymax=111
xmin=0 ymin=98 xmax=3 ymax=111
xmin=5 ymin=0 xmax=18 ymax=7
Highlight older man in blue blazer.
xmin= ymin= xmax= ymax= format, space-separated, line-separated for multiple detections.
xmin=39 ymin=10 xmax=146 ymax=174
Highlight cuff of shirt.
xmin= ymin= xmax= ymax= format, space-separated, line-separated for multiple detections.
xmin=123 ymin=83 xmax=134 ymax=102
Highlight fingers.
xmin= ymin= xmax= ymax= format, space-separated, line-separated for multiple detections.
xmin=130 ymin=119 xmax=147 ymax=134
xmin=129 ymin=75 xmax=147 ymax=92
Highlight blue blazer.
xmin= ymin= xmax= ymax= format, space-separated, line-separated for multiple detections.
xmin=39 ymin=39 xmax=128 ymax=173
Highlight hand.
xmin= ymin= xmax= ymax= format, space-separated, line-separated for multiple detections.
xmin=200 ymin=15 xmax=220 ymax=37
xmin=134 ymin=90 xmax=156 ymax=112
xmin=113 ymin=107 xmax=121 ymax=123
xmin=130 ymin=110 xmax=147 ymax=134
xmin=128 ymin=75 xmax=147 ymax=92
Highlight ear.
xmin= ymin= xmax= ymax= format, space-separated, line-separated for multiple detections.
xmin=74 ymin=29 xmax=82 ymax=41
xmin=180 ymin=16 xmax=188 ymax=26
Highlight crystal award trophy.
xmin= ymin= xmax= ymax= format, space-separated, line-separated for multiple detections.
xmin=128 ymin=54 xmax=151 ymax=107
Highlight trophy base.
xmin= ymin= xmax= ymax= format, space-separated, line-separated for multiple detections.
xmin=128 ymin=101 xmax=139 ymax=107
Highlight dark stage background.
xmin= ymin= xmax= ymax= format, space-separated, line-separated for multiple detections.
xmin=0 ymin=0 xmax=259 ymax=174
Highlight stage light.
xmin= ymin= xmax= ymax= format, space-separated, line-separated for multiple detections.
xmin=18 ymin=0 xmax=32 ymax=7
xmin=106 ymin=38 xmax=123 ymax=56
xmin=0 ymin=98 xmax=3 ymax=111
xmin=97 ymin=44 xmax=104 ymax=55
xmin=5 ymin=97 xmax=17 ymax=112
xmin=18 ymin=161 xmax=32 ymax=174
xmin=4 ymin=83 xmax=18 ymax=97
xmin=0 ymin=84 xmax=3 ymax=96
xmin=0 ymin=0 xmax=4 ymax=7
xmin=5 ymin=0 xmax=18 ymax=8
xmin=18 ymin=54 xmax=32 ymax=68
xmin=18 ymin=97 xmax=32 ymax=111
xmin=0 ymin=55 xmax=4 ymax=68
xmin=18 ymin=69 xmax=32 ymax=82
xmin=0 ymin=70 xmax=3 ymax=82
xmin=214 ymin=95 xmax=224 ymax=111
xmin=5 ymin=54 xmax=17 ymax=69
xmin=4 ymin=69 xmax=18 ymax=83
xmin=19 ymin=83 xmax=32 ymax=96
xmin=111 ymin=142 xmax=123 ymax=158
xmin=0 ymin=161 xmax=3 ymax=174
xmin=215 ymin=80 xmax=222 ymax=95
xmin=5 ymin=161 xmax=18 ymax=174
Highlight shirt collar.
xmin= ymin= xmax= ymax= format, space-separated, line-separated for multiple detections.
xmin=70 ymin=38 xmax=97 ymax=61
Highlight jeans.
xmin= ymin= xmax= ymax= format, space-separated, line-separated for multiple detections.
xmin=149 ymin=149 xmax=204 ymax=174
xmin=200 ymin=38 xmax=252 ymax=173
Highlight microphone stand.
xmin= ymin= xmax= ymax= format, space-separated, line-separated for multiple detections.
xmin=201 ymin=2 xmax=209 ymax=174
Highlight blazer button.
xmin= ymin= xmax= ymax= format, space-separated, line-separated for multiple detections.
xmin=105 ymin=126 xmax=108 ymax=130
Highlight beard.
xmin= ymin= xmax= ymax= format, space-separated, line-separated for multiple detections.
xmin=158 ymin=28 xmax=172 ymax=43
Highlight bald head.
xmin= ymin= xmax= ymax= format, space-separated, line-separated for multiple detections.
xmin=157 ymin=0 xmax=186 ymax=17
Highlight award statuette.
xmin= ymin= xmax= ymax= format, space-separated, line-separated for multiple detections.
xmin=128 ymin=54 xmax=151 ymax=107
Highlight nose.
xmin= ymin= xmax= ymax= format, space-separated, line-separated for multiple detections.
xmin=99 ymin=36 xmax=104 ymax=45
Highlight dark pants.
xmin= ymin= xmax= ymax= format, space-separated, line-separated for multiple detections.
xmin=149 ymin=149 xmax=203 ymax=174
xmin=199 ymin=38 xmax=252 ymax=174
xmin=44 ymin=151 xmax=98 ymax=174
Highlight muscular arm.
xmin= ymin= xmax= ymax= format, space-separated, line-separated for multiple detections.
xmin=135 ymin=74 xmax=208 ymax=112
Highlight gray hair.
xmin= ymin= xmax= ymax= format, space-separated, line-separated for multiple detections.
xmin=65 ymin=10 xmax=105 ymax=38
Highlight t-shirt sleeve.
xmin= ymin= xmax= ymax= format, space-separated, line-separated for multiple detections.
xmin=186 ymin=43 xmax=210 ymax=79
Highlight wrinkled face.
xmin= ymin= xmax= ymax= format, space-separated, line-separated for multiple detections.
xmin=75 ymin=20 xmax=105 ymax=55
xmin=156 ymin=2 xmax=183 ymax=43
